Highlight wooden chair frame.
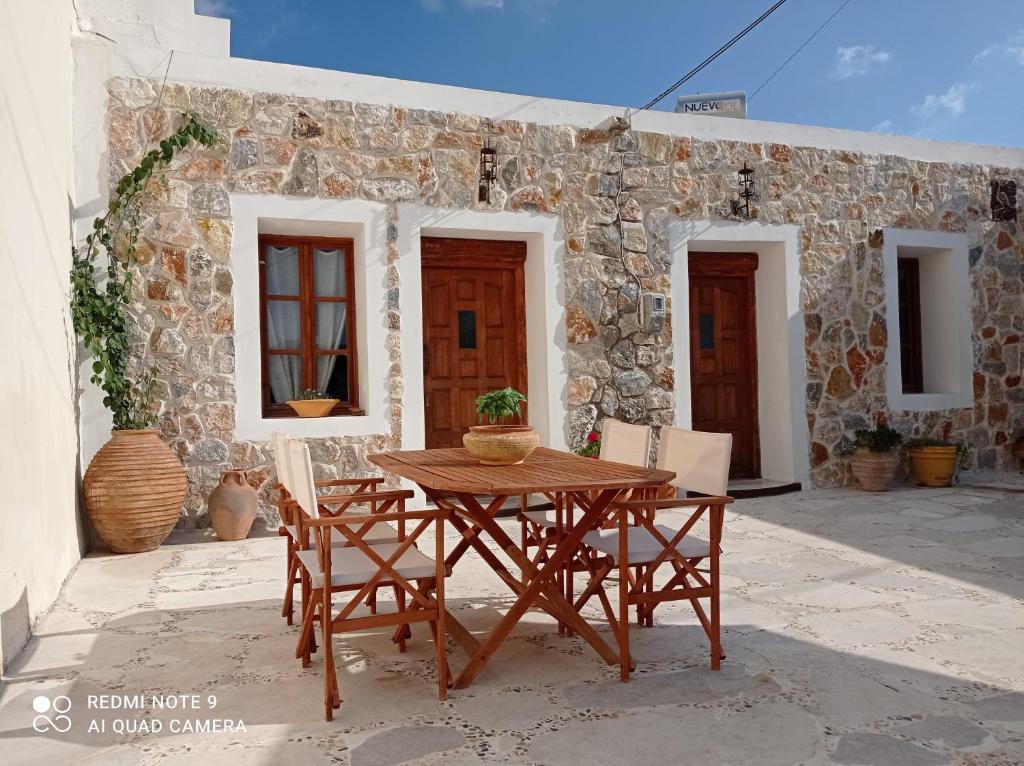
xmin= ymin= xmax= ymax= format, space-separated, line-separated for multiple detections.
xmin=573 ymin=494 xmax=732 ymax=681
xmin=291 ymin=491 xmax=449 ymax=720
xmin=275 ymin=476 xmax=387 ymax=625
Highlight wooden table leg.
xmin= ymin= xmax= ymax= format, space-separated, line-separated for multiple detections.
xmin=449 ymin=489 xmax=623 ymax=689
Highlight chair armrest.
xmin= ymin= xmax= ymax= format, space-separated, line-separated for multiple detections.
xmin=315 ymin=489 xmax=414 ymax=505
xmin=314 ymin=477 xmax=385 ymax=489
xmin=611 ymin=495 xmax=734 ymax=511
xmin=306 ymin=507 xmax=444 ymax=526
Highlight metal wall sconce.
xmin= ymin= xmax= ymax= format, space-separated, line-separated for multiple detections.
xmin=731 ymin=162 xmax=758 ymax=219
xmin=478 ymin=141 xmax=497 ymax=203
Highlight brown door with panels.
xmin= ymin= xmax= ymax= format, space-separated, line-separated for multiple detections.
xmin=421 ymin=237 xmax=528 ymax=448
xmin=688 ymin=252 xmax=759 ymax=479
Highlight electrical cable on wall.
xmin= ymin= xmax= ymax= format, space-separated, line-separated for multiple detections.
xmin=619 ymin=0 xmax=790 ymax=332
xmin=749 ymin=0 xmax=854 ymax=102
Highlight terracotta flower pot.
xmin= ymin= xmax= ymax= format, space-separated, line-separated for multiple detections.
xmin=287 ymin=399 xmax=338 ymax=418
xmin=849 ymin=448 xmax=900 ymax=491
xmin=463 ymin=425 xmax=540 ymax=465
xmin=908 ymin=446 xmax=959 ymax=487
xmin=84 ymin=429 xmax=187 ymax=553
xmin=208 ymin=470 xmax=258 ymax=541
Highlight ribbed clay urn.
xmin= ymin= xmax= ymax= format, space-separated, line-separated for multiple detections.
xmin=463 ymin=425 xmax=540 ymax=465
xmin=84 ymin=429 xmax=187 ymax=553
xmin=849 ymin=448 xmax=900 ymax=491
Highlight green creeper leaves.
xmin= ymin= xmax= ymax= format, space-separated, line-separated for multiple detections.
xmin=69 ymin=112 xmax=219 ymax=430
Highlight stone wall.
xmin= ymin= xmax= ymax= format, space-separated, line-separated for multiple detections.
xmin=106 ymin=77 xmax=1024 ymax=526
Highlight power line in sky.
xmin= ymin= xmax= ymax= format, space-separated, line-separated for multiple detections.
xmin=637 ymin=0 xmax=789 ymax=111
xmin=749 ymin=0 xmax=856 ymax=103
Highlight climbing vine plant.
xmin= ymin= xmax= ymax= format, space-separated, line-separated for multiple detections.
xmin=70 ymin=113 xmax=219 ymax=430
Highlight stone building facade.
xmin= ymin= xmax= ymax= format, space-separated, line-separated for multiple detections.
xmin=104 ymin=74 xmax=1024 ymax=528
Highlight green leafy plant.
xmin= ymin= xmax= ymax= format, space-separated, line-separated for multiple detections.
xmin=905 ymin=437 xmax=973 ymax=468
xmin=852 ymin=425 xmax=904 ymax=453
xmin=70 ymin=113 xmax=218 ymax=430
xmin=298 ymin=389 xmax=332 ymax=400
xmin=474 ymin=387 xmax=527 ymax=425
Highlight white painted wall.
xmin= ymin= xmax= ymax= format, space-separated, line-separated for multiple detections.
xmin=0 ymin=0 xmax=84 ymax=671
xmin=231 ymin=196 xmax=392 ymax=440
xmin=669 ymin=221 xmax=808 ymax=486
xmin=882 ymin=229 xmax=972 ymax=412
xmin=74 ymin=0 xmax=229 ymax=56
xmin=397 ymin=206 xmax=568 ymax=454
xmin=72 ymin=26 xmax=1024 ymax=465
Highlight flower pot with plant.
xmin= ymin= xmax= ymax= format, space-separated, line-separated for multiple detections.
xmin=847 ymin=425 xmax=903 ymax=491
xmin=578 ymin=431 xmax=601 ymax=459
xmin=288 ymin=389 xmax=339 ymax=418
xmin=905 ymin=435 xmax=971 ymax=487
xmin=462 ymin=387 xmax=539 ymax=465
xmin=73 ymin=114 xmax=219 ymax=553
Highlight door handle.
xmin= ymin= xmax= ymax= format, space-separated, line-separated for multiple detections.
xmin=423 ymin=344 xmax=429 ymax=374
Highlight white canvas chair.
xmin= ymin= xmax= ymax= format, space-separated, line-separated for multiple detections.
xmin=574 ymin=427 xmax=734 ymax=679
xmin=271 ymin=432 xmax=399 ymax=624
xmin=285 ymin=438 xmax=448 ymax=720
xmin=518 ymin=420 xmax=652 ymax=555
xmin=517 ymin=420 xmax=652 ymax=635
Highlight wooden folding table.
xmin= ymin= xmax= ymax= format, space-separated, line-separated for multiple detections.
xmin=369 ymin=447 xmax=674 ymax=689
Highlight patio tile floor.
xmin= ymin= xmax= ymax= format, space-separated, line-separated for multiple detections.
xmin=1 ymin=484 xmax=1022 ymax=765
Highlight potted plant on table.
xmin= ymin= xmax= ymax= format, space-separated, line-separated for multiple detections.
xmin=463 ymin=387 xmax=539 ymax=465
xmin=72 ymin=114 xmax=219 ymax=553
xmin=847 ymin=425 xmax=903 ymax=491
xmin=905 ymin=434 xmax=972 ymax=487
xmin=288 ymin=389 xmax=339 ymax=418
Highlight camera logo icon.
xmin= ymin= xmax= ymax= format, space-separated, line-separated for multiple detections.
xmin=32 ymin=695 xmax=72 ymax=733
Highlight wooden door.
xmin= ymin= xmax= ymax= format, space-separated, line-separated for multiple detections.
xmin=688 ymin=252 xmax=759 ymax=479
xmin=421 ymin=237 xmax=528 ymax=448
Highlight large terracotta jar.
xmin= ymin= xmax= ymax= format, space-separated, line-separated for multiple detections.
xmin=84 ymin=429 xmax=187 ymax=553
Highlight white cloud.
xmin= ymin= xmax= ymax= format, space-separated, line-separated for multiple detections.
xmin=975 ymin=29 xmax=1024 ymax=65
xmin=834 ymin=45 xmax=891 ymax=78
xmin=912 ymin=83 xmax=971 ymax=119
xmin=871 ymin=119 xmax=893 ymax=134
xmin=194 ymin=0 xmax=231 ymax=17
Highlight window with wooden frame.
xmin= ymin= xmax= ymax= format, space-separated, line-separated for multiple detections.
xmin=258 ymin=234 xmax=362 ymax=417
xmin=897 ymin=256 xmax=924 ymax=394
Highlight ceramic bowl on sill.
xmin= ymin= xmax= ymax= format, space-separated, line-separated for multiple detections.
xmin=287 ymin=399 xmax=339 ymax=418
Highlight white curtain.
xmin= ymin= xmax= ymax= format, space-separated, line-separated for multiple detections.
xmin=265 ymin=246 xmax=301 ymax=402
xmin=313 ymin=248 xmax=348 ymax=394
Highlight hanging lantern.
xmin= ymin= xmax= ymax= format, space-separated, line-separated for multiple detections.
xmin=479 ymin=141 xmax=497 ymax=203
xmin=730 ymin=162 xmax=758 ymax=219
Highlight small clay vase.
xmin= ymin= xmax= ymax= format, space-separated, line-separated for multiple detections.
xmin=208 ymin=470 xmax=257 ymax=541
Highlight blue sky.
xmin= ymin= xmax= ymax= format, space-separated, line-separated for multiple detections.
xmin=196 ymin=0 xmax=1024 ymax=147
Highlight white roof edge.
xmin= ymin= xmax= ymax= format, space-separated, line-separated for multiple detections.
xmin=89 ymin=41 xmax=1024 ymax=169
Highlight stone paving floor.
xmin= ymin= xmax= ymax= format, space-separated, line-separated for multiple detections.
xmin=1 ymin=484 xmax=1022 ymax=765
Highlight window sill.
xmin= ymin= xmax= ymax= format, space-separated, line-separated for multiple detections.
xmin=262 ymin=408 xmax=367 ymax=419
xmin=888 ymin=391 xmax=972 ymax=412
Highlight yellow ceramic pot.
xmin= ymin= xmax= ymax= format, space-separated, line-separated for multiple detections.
xmin=463 ymin=425 xmax=540 ymax=465
xmin=287 ymin=399 xmax=338 ymax=418
xmin=908 ymin=446 xmax=958 ymax=487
